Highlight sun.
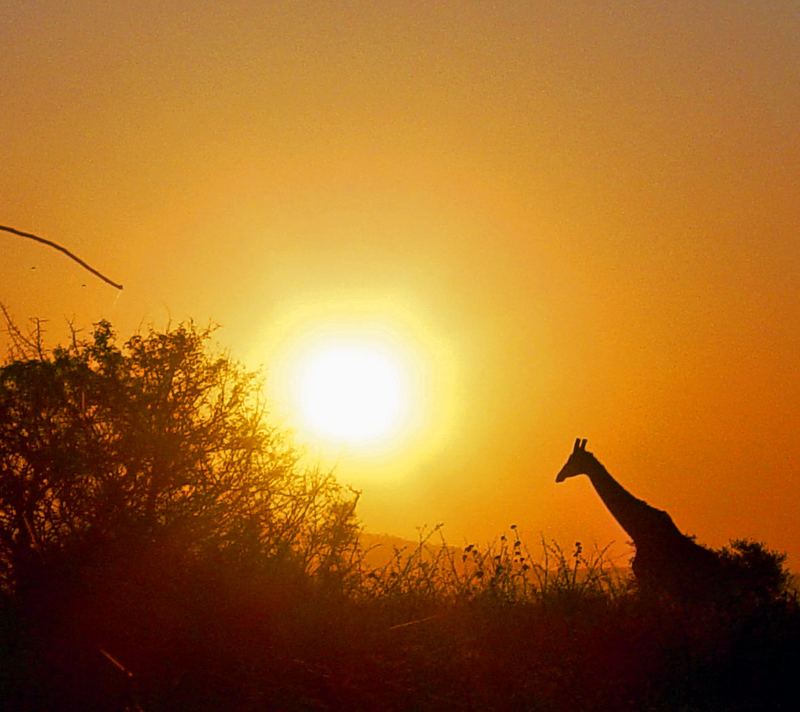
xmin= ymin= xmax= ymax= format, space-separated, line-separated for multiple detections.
xmin=252 ymin=296 xmax=460 ymax=474
xmin=293 ymin=341 xmax=410 ymax=446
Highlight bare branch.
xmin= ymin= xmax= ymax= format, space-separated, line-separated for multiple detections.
xmin=1 ymin=224 xmax=123 ymax=290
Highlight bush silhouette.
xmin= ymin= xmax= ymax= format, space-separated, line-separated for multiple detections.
xmin=0 ymin=318 xmax=361 ymax=708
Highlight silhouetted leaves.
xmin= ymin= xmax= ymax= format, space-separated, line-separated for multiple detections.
xmin=0 ymin=319 xmax=362 ymax=708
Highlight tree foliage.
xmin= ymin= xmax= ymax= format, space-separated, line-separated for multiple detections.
xmin=717 ymin=537 xmax=791 ymax=605
xmin=0 ymin=318 xmax=360 ymax=597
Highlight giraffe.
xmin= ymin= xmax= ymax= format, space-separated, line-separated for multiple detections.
xmin=556 ymin=438 xmax=722 ymax=599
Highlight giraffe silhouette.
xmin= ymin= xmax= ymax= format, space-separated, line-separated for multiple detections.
xmin=556 ymin=438 xmax=723 ymax=599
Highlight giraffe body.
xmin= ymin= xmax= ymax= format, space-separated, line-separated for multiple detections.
xmin=556 ymin=439 xmax=723 ymax=599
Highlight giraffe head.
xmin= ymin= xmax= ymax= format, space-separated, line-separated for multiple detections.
xmin=555 ymin=438 xmax=594 ymax=482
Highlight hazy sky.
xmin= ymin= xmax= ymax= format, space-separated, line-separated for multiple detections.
xmin=2 ymin=2 xmax=799 ymax=563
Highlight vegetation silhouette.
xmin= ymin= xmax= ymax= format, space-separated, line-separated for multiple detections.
xmin=0 ymin=317 xmax=796 ymax=710
xmin=0 ymin=316 xmax=361 ymax=709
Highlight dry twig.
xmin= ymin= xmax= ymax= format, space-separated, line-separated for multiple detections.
xmin=1 ymin=223 xmax=123 ymax=290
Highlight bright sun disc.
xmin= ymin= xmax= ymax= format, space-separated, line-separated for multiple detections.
xmin=254 ymin=297 xmax=460 ymax=474
xmin=293 ymin=342 xmax=410 ymax=446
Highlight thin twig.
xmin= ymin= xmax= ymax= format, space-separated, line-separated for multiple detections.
xmin=99 ymin=648 xmax=134 ymax=678
xmin=388 ymin=614 xmax=441 ymax=631
xmin=1 ymin=224 xmax=123 ymax=290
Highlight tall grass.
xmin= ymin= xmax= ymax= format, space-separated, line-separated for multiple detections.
xmin=2 ymin=523 xmax=797 ymax=710
xmin=359 ymin=525 xmax=626 ymax=607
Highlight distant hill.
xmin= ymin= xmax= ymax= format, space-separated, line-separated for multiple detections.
xmin=359 ymin=531 xmax=446 ymax=569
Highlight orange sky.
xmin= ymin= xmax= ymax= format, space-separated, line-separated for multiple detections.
xmin=2 ymin=2 xmax=799 ymax=565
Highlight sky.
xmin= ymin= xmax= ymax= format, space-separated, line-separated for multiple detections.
xmin=2 ymin=1 xmax=799 ymax=564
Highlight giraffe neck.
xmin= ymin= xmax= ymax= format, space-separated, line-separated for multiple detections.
xmin=584 ymin=459 xmax=677 ymax=545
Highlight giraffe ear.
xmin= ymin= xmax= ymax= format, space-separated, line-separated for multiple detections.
xmin=580 ymin=438 xmax=588 ymax=450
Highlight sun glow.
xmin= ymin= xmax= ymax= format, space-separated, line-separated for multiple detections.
xmin=293 ymin=341 xmax=410 ymax=445
xmin=254 ymin=296 xmax=459 ymax=473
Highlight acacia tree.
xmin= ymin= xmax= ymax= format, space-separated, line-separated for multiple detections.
xmin=0 ymin=316 xmax=361 ymax=595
